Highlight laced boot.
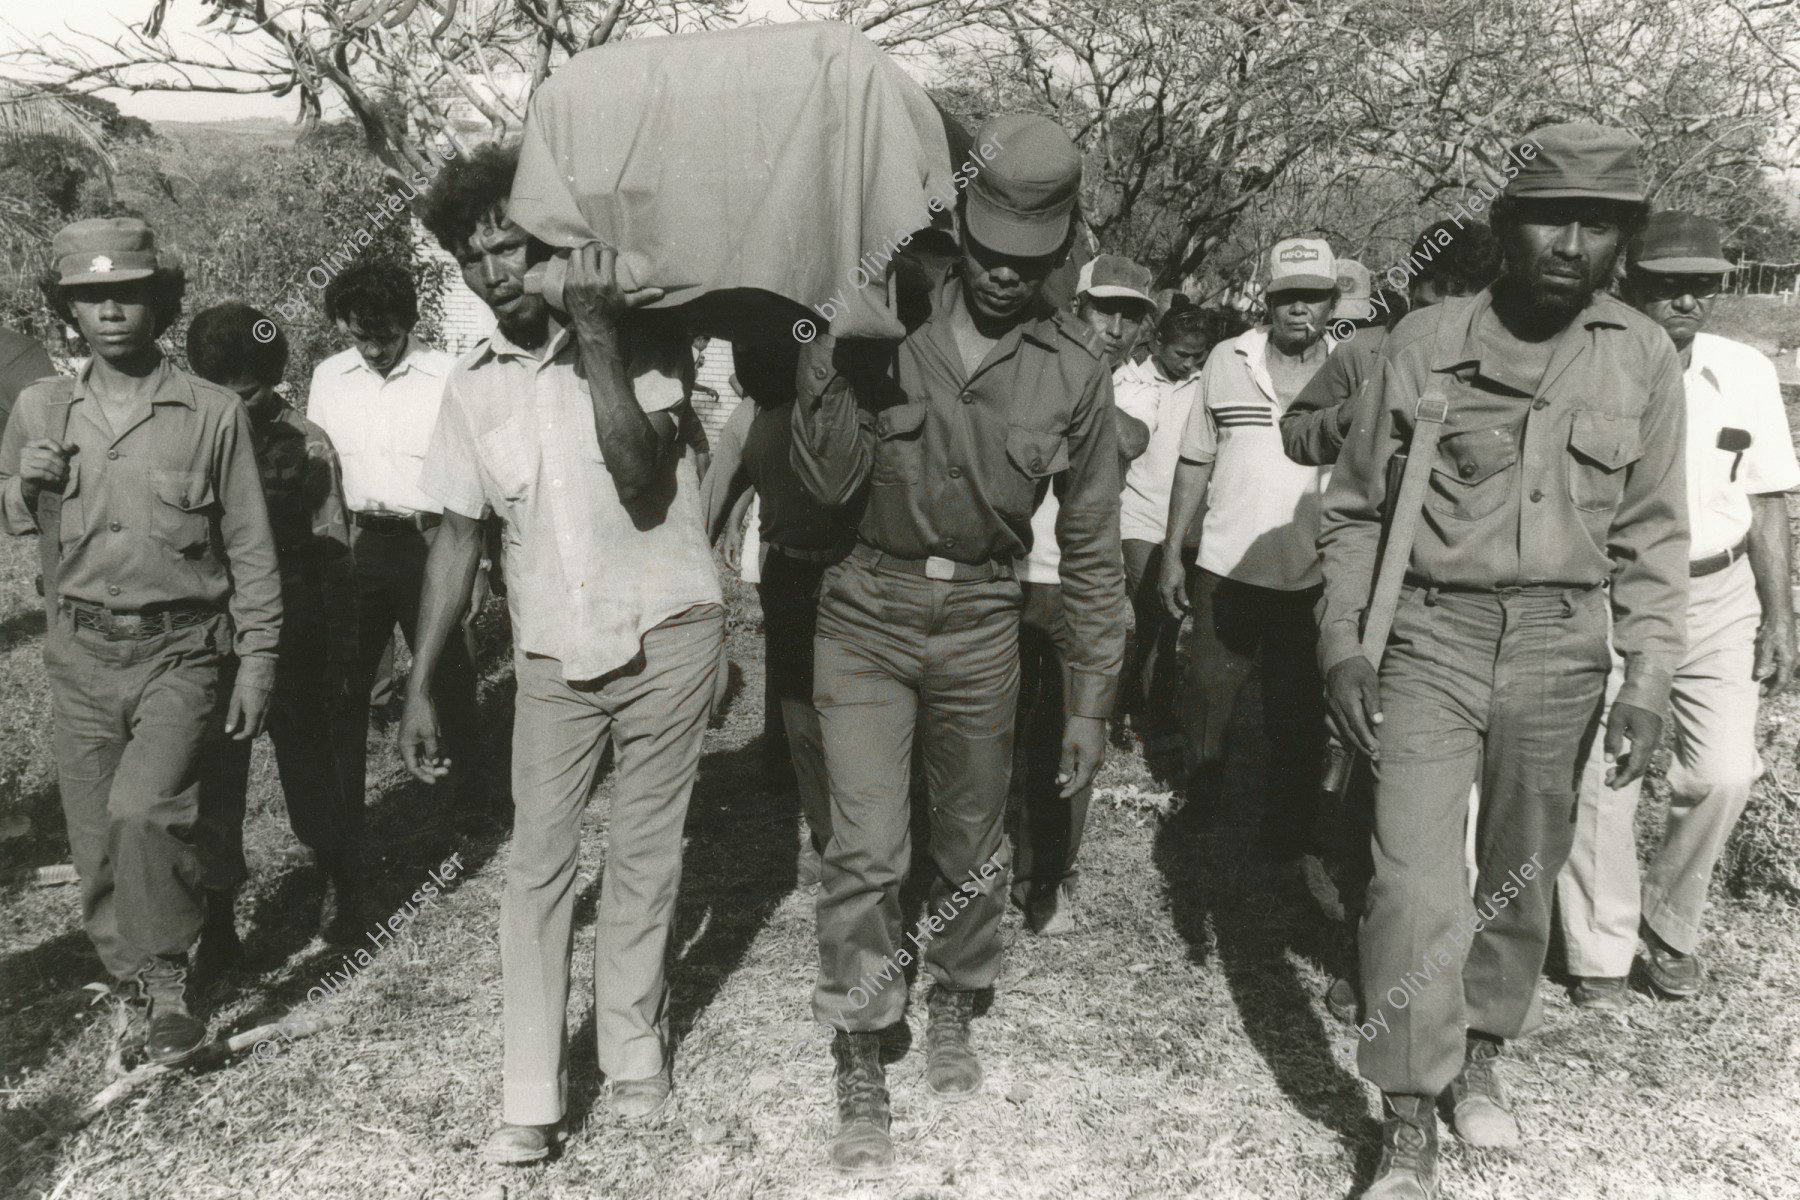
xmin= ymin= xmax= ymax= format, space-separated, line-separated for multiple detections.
xmin=1366 ymin=1093 xmax=1440 ymax=1199
xmin=925 ymin=985 xmax=983 ymax=1099
xmin=1448 ymin=1033 xmax=1520 ymax=1148
xmin=829 ymin=1031 xmax=893 ymax=1177
xmin=136 ymin=955 xmax=207 ymax=1066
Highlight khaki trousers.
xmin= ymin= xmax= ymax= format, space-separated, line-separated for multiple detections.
xmin=500 ymin=604 xmax=723 ymax=1126
xmin=1558 ymin=558 xmax=1762 ymax=975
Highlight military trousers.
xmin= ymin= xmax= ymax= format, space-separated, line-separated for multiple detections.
xmin=203 ymin=607 xmax=362 ymax=884
xmin=811 ymin=552 xmax=1020 ymax=1031
xmin=758 ymin=551 xmax=833 ymax=853
xmin=1359 ymin=583 xmax=1608 ymax=1097
xmin=45 ymin=607 xmax=235 ymax=981
xmin=500 ymin=604 xmax=722 ymax=1126
xmin=334 ymin=523 xmax=479 ymax=813
xmin=1010 ymin=580 xmax=1091 ymax=901
xmin=1559 ymin=558 xmax=1762 ymax=975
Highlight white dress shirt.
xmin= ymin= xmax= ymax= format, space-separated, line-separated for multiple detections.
xmin=1682 ymin=332 xmax=1800 ymax=560
xmin=307 ymin=335 xmax=455 ymax=515
xmin=1117 ymin=355 xmax=1201 ymax=545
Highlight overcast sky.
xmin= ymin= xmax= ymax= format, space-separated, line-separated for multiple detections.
xmin=2 ymin=0 xmax=797 ymax=124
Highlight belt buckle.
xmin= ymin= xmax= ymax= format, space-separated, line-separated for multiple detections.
xmin=924 ymin=556 xmax=956 ymax=581
xmin=110 ymin=611 xmax=145 ymax=638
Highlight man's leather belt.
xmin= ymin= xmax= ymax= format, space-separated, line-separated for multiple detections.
xmin=352 ymin=511 xmax=441 ymax=534
xmin=1689 ymin=538 xmax=1749 ymax=578
xmin=68 ymin=601 xmax=213 ymax=639
xmin=1403 ymin=573 xmax=1602 ymax=597
xmin=771 ymin=543 xmax=849 ymax=564
xmin=851 ymin=542 xmax=1014 ymax=582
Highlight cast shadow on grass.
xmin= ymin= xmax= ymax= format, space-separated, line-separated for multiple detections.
xmin=1149 ymin=678 xmax=1381 ymax=1194
xmin=0 ymin=605 xmax=45 ymax=654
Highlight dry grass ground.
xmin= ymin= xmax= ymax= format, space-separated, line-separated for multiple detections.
xmin=3 ymin=526 xmax=1798 ymax=1200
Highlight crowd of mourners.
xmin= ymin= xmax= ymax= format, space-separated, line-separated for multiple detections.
xmin=1 ymin=112 xmax=1794 ymax=1199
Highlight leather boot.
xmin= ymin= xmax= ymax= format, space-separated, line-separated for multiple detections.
xmin=1366 ymin=1092 xmax=1440 ymax=1199
xmin=925 ymin=985 xmax=983 ymax=1099
xmin=192 ymin=888 xmax=244 ymax=992
xmin=829 ymin=1031 xmax=893 ymax=1177
xmin=136 ymin=955 xmax=207 ymax=1066
xmin=1448 ymin=1033 xmax=1520 ymax=1148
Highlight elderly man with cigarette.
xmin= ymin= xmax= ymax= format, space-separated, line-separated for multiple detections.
xmin=1158 ymin=237 xmax=1339 ymax=864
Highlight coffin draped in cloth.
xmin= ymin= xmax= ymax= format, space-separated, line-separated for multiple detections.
xmin=508 ymin=20 xmax=970 ymax=342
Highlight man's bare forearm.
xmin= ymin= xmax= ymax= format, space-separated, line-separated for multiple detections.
xmin=1163 ymin=458 xmax=1213 ymax=557
xmin=1749 ymin=493 xmax=1796 ymax=629
xmin=575 ymin=328 xmax=665 ymax=502
xmin=407 ymin=511 xmax=484 ymax=700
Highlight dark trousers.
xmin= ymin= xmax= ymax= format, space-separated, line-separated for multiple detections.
xmin=1119 ymin=539 xmax=1184 ymax=730
xmin=1359 ymin=584 xmax=1608 ymax=1096
xmin=810 ymin=553 xmax=1020 ymax=1030
xmin=45 ymin=608 xmax=235 ymax=981
xmin=334 ymin=523 xmax=479 ymax=813
xmin=205 ymin=609 xmax=361 ymax=882
xmin=1011 ymin=580 xmax=1091 ymax=899
xmin=1183 ymin=569 xmax=1327 ymax=855
xmin=758 ymin=551 xmax=832 ymax=852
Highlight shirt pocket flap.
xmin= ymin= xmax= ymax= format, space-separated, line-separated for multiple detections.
xmin=1006 ymin=425 xmax=1071 ymax=479
xmin=1569 ymin=410 xmax=1642 ymax=471
xmin=875 ymin=403 xmax=928 ymax=440
xmin=150 ymin=469 xmax=216 ymax=512
xmin=1432 ymin=426 xmax=1519 ymax=487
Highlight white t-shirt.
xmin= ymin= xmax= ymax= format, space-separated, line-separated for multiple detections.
xmin=1178 ymin=326 xmax=1334 ymax=591
xmin=1682 ymin=332 xmax=1800 ymax=559
xmin=1117 ymin=356 xmax=1202 ymax=544
xmin=1018 ymin=358 xmax=1162 ymax=584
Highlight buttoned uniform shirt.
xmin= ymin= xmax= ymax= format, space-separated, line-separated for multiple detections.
xmin=420 ymin=323 xmax=722 ymax=684
xmin=790 ymin=264 xmax=1128 ymax=717
xmin=0 ymin=356 xmax=283 ymax=689
xmin=248 ymin=401 xmax=357 ymax=665
xmin=1318 ymin=289 xmax=1689 ymax=715
xmin=1178 ymin=326 xmax=1338 ymax=591
xmin=1117 ymin=354 xmax=1203 ymax=545
xmin=1280 ymin=329 xmax=1387 ymax=468
xmin=1020 ymin=356 xmax=1166 ymax=583
xmin=306 ymin=335 xmax=455 ymax=516
xmin=1680 ymin=332 xmax=1800 ymax=559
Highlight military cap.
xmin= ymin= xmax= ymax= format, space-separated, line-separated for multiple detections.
xmin=52 ymin=218 xmax=166 ymax=285
xmin=1503 ymin=122 xmax=1646 ymax=203
xmin=1627 ymin=211 xmax=1734 ymax=275
xmin=1077 ymin=254 xmax=1154 ymax=305
xmin=964 ymin=115 xmax=1082 ymax=259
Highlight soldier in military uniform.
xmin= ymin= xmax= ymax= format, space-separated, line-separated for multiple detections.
xmin=185 ymin=302 xmax=363 ymax=954
xmin=0 ymin=219 xmax=282 ymax=1065
xmin=791 ymin=114 xmax=1127 ymax=1177
xmin=1318 ymin=125 xmax=1689 ymax=1197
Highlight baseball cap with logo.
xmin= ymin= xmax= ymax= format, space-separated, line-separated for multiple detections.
xmin=1502 ymin=122 xmax=1646 ymax=204
xmin=964 ymin=115 xmax=1083 ymax=259
xmin=1267 ymin=237 xmax=1337 ymax=295
xmin=52 ymin=218 xmax=164 ymax=285
xmin=1076 ymin=254 xmax=1154 ymax=305
xmin=1333 ymin=259 xmax=1375 ymax=322
xmin=1627 ymin=211 xmax=1734 ymax=275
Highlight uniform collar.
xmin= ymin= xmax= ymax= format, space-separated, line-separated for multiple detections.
xmin=1429 ymin=285 xmax=1631 ymax=391
xmin=70 ymin=351 xmax=194 ymax=409
xmin=930 ymin=262 xmax=1063 ymax=353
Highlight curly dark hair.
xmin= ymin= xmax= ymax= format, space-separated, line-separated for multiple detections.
xmin=1407 ymin=219 xmax=1503 ymax=296
xmin=39 ymin=265 xmax=187 ymax=340
xmin=420 ymin=141 xmax=524 ymax=257
xmin=322 ymin=260 xmax=418 ymax=331
xmin=186 ymin=301 xmax=288 ymax=387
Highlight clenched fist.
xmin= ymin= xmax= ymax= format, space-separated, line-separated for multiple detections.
xmin=18 ymin=439 xmax=76 ymax=505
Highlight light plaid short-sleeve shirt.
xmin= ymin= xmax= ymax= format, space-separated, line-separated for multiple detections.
xmin=421 ymin=323 xmax=721 ymax=682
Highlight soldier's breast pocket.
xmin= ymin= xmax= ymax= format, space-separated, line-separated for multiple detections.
xmin=871 ymin=403 xmax=928 ymax=487
xmin=148 ymin=469 xmax=218 ymax=557
xmin=1426 ymin=424 xmax=1519 ymax=521
xmin=1000 ymin=424 xmax=1070 ymax=519
xmin=1566 ymin=409 xmax=1642 ymax=512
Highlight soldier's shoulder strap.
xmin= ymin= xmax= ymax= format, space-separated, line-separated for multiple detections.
xmin=1053 ymin=310 xmax=1108 ymax=361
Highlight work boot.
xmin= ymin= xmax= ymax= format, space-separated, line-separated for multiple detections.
xmin=1447 ymin=1033 xmax=1520 ymax=1148
xmin=924 ymin=985 xmax=983 ymax=1099
xmin=135 ymin=955 xmax=207 ymax=1066
xmin=481 ymin=1122 xmax=561 ymax=1165
xmin=320 ymin=858 xmax=366 ymax=944
xmin=1643 ymin=933 xmax=1704 ymax=1000
xmin=1570 ymin=975 xmax=1629 ymax=1012
xmin=829 ymin=1031 xmax=893 ymax=1177
xmin=1366 ymin=1093 xmax=1440 ymax=1199
xmin=192 ymin=889 xmax=244 ymax=993
xmin=1324 ymin=975 xmax=1359 ymax=1026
